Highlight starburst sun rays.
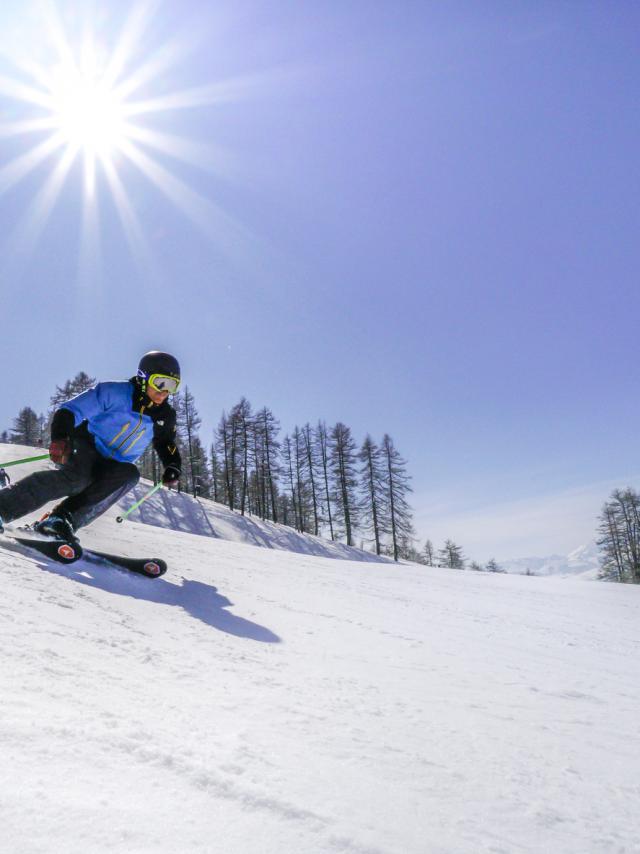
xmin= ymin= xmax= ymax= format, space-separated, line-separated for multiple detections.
xmin=0 ymin=1 xmax=256 ymax=281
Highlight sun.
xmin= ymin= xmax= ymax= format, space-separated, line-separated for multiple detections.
xmin=0 ymin=1 xmax=258 ymax=277
xmin=48 ymin=60 xmax=127 ymax=160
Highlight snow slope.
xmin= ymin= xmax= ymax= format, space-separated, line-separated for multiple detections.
xmin=0 ymin=444 xmax=385 ymax=564
xmin=1 ymin=447 xmax=640 ymax=853
xmin=119 ymin=477 xmax=388 ymax=563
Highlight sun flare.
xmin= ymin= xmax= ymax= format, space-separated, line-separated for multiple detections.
xmin=0 ymin=1 xmax=255 ymax=277
xmin=49 ymin=62 xmax=127 ymax=159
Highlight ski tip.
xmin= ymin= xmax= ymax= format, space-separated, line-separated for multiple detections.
xmin=84 ymin=550 xmax=167 ymax=578
xmin=143 ymin=560 xmax=166 ymax=577
xmin=55 ymin=542 xmax=82 ymax=563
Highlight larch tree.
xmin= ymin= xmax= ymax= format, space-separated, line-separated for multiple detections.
xmin=49 ymin=371 xmax=96 ymax=409
xmin=138 ymin=443 xmax=162 ymax=484
xmin=301 ymin=423 xmax=320 ymax=536
xmin=380 ymin=434 xmax=414 ymax=561
xmin=438 ymin=540 xmax=465 ymax=569
xmin=423 ymin=540 xmax=435 ymax=565
xmin=597 ymin=488 xmax=640 ymax=583
xmin=216 ymin=408 xmax=242 ymax=511
xmin=175 ymin=387 xmax=207 ymax=496
xmin=315 ymin=421 xmax=335 ymax=541
xmin=292 ymin=427 xmax=307 ymax=532
xmin=47 ymin=371 xmax=96 ymax=441
xmin=229 ymin=398 xmax=253 ymax=515
xmin=11 ymin=407 xmax=43 ymax=446
xmin=329 ymin=422 xmax=359 ymax=546
xmin=358 ymin=435 xmax=385 ymax=555
xmin=255 ymin=407 xmax=281 ymax=523
xmin=281 ymin=434 xmax=299 ymax=531
xmin=209 ymin=443 xmax=222 ymax=503
xmin=485 ymin=558 xmax=504 ymax=573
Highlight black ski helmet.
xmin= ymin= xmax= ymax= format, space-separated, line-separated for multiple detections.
xmin=137 ymin=351 xmax=180 ymax=383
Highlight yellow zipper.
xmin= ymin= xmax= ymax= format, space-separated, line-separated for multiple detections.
xmin=113 ymin=406 xmax=147 ymax=456
xmin=123 ymin=431 xmax=146 ymax=453
xmin=109 ymin=422 xmax=131 ymax=446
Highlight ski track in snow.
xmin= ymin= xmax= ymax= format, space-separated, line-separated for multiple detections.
xmin=1 ymin=448 xmax=640 ymax=853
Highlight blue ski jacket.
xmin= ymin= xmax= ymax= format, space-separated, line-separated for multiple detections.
xmin=60 ymin=380 xmax=179 ymax=465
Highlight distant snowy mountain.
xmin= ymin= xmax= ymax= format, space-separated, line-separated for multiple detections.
xmin=502 ymin=541 xmax=601 ymax=577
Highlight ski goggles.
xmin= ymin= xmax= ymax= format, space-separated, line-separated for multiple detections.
xmin=147 ymin=373 xmax=180 ymax=395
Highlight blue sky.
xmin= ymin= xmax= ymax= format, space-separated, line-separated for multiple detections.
xmin=0 ymin=1 xmax=638 ymax=560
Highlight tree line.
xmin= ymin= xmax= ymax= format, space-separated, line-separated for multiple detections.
xmin=414 ymin=538 xmax=506 ymax=573
xmin=17 ymin=373 xmax=637 ymax=580
xmin=4 ymin=374 xmax=416 ymax=561
xmin=1 ymin=372 xmax=97 ymax=447
xmin=597 ymin=487 xmax=640 ymax=583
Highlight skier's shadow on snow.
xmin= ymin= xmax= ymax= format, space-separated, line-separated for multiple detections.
xmin=38 ymin=558 xmax=281 ymax=643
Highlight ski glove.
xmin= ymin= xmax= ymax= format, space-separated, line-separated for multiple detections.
xmin=162 ymin=465 xmax=181 ymax=488
xmin=49 ymin=438 xmax=72 ymax=465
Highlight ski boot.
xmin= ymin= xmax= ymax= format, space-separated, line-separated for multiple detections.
xmin=33 ymin=511 xmax=77 ymax=543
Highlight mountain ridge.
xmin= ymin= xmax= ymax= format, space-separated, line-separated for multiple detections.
xmin=502 ymin=541 xmax=600 ymax=577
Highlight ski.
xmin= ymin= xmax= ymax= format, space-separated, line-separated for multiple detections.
xmin=1 ymin=530 xmax=83 ymax=564
xmin=82 ymin=550 xmax=167 ymax=578
xmin=1 ymin=528 xmax=165 ymax=577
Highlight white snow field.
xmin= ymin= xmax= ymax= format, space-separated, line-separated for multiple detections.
xmin=1 ymin=447 xmax=639 ymax=854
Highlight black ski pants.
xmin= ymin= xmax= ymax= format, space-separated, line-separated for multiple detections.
xmin=0 ymin=437 xmax=139 ymax=530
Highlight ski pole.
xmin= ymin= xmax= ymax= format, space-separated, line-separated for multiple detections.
xmin=116 ymin=482 xmax=163 ymax=523
xmin=0 ymin=452 xmax=50 ymax=468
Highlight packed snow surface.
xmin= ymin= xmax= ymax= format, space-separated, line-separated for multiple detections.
xmin=1 ymin=448 xmax=639 ymax=853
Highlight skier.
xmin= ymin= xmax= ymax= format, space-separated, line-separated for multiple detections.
xmin=0 ymin=468 xmax=10 ymax=488
xmin=0 ymin=351 xmax=182 ymax=541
